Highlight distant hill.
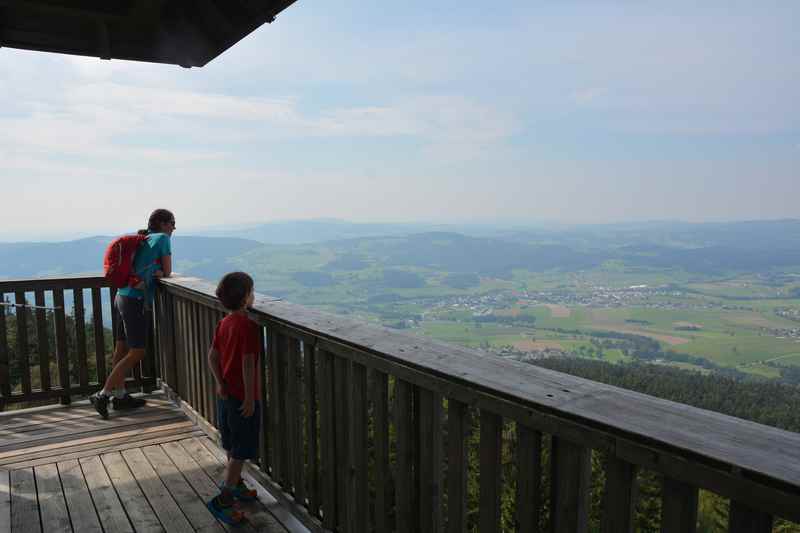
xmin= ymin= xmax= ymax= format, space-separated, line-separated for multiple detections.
xmin=3 ymin=220 xmax=800 ymax=281
xmin=197 ymin=219 xmax=440 ymax=244
xmin=0 ymin=236 xmax=263 ymax=279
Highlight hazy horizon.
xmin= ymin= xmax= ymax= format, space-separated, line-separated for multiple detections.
xmin=1 ymin=1 xmax=798 ymax=237
xmin=2 ymin=216 xmax=799 ymax=243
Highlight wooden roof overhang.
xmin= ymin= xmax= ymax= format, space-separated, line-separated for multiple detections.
xmin=0 ymin=0 xmax=297 ymax=67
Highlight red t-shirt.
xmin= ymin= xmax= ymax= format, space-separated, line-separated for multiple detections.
xmin=212 ymin=313 xmax=262 ymax=402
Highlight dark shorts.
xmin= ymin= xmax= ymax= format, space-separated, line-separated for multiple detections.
xmin=115 ymin=294 xmax=149 ymax=349
xmin=217 ymin=397 xmax=261 ymax=461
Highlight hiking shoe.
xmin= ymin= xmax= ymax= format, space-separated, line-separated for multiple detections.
xmin=111 ymin=394 xmax=147 ymax=410
xmin=90 ymin=393 xmax=110 ymax=420
xmin=207 ymin=496 xmax=245 ymax=526
xmin=231 ymin=480 xmax=258 ymax=502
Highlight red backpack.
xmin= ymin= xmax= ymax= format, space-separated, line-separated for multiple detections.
xmin=103 ymin=234 xmax=149 ymax=288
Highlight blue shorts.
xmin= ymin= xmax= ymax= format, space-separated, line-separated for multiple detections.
xmin=217 ymin=397 xmax=261 ymax=461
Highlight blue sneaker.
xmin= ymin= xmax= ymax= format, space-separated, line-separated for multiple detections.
xmin=207 ymin=495 xmax=245 ymax=526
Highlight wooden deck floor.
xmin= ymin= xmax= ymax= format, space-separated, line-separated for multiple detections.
xmin=0 ymin=394 xmax=303 ymax=533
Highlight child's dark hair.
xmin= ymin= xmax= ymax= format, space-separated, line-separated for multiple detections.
xmin=216 ymin=272 xmax=254 ymax=311
xmin=138 ymin=209 xmax=175 ymax=235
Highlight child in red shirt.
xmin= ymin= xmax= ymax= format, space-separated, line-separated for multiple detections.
xmin=206 ymin=272 xmax=262 ymax=526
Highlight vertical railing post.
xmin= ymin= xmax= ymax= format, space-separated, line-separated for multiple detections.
xmin=479 ymin=410 xmax=502 ymax=533
xmin=602 ymin=457 xmax=637 ymax=533
xmin=15 ymin=291 xmax=31 ymax=397
xmin=447 ymin=399 xmax=469 ymax=533
xmin=73 ymin=288 xmax=89 ymax=390
xmin=550 ymin=436 xmax=591 ymax=533
xmin=516 ymin=425 xmax=542 ymax=533
xmin=34 ymin=290 xmax=52 ymax=392
xmin=661 ymin=478 xmax=698 ymax=533
xmin=318 ymin=348 xmax=337 ymax=530
xmin=53 ymin=289 xmax=70 ymax=405
xmin=0 ymin=291 xmax=9 ymax=409
xmin=90 ymin=287 xmax=106 ymax=386
xmin=418 ymin=389 xmax=442 ymax=533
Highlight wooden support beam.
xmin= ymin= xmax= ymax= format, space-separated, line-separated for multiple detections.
xmin=90 ymin=288 xmax=105 ymax=386
xmin=73 ymin=288 xmax=88 ymax=389
xmin=418 ymin=388 xmax=442 ymax=533
xmin=371 ymin=370 xmax=390 ymax=532
xmin=304 ymin=341 xmax=320 ymax=517
xmin=661 ymin=478 xmax=698 ymax=533
xmin=349 ymin=361 xmax=368 ymax=533
xmin=479 ymin=410 xmax=502 ymax=533
xmin=550 ymin=436 xmax=591 ymax=533
xmin=728 ymin=501 xmax=772 ymax=533
xmin=0 ymin=291 xmax=9 ymax=402
xmin=396 ymin=379 xmax=415 ymax=533
xmin=516 ymin=425 xmax=542 ymax=533
xmin=602 ymin=457 xmax=637 ymax=533
xmin=447 ymin=399 xmax=469 ymax=533
xmin=53 ymin=289 xmax=70 ymax=404
xmin=14 ymin=291 xmax=31 ymax=396
xmin=334 ymin=355 xmax=351 ymax=531
xmin=318 ymin=349 xmax=337 ymax=530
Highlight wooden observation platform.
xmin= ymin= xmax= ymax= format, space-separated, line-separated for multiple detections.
xmin=0 ymin=274 xmax=799 ymax=532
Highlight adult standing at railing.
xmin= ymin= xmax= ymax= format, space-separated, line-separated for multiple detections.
xmin=91 ymin=209 xmax=175 ymax=419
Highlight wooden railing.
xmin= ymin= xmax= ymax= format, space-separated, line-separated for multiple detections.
xmin=0 ymin=276 xmax=158 ymax=409
xmin=156 ymin=275 xmax=800 ymax=533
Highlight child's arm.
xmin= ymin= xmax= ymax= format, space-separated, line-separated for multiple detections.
xmin=240 ymin=353 xmax=256 ymax=417
xmin=207 ymin=347 xmax=226 ymax=397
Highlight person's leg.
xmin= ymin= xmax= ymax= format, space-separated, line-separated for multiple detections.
xmin=111 ymin=339 xmax=128 ymax=368
xmin=103 ymin=348 xmax=146 ymax=391
xmin=207 ymin=400 xmax=245 ymax=525
xmin=225 ymin=459 xmax=245 ymax=491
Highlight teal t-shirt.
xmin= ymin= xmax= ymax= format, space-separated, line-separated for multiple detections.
xmin=118 ymin=232 xmax=172 ymax=304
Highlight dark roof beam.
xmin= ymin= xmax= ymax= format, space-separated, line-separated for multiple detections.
xmin=159 ymin=3 xmax=217 ymax=68
xmin=95 ymin=19 xmax=110 ymax=59
xmin=0 ymin=0 xmax=128 ymax=20
xmin=192 ymin=0 xmax=235 ymax=45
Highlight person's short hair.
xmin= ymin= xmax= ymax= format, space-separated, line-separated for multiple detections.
xmin=216 ymin=272 xmax=254 ymax=311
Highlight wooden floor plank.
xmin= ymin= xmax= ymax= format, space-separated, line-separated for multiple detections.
xmin=33 ymin=463 xmax=71 ymax=533
xmin=0 ymin=406 xmax=180 ymax=447
xmin=0 ymin=470 xmax=9 ymax=533
xmin=160 ymin=441 xmax=255 ymax=533
xmin=3 ymin=428 xmax=204 ymax=471
xmin=0 ymin=402 xmax=177 ymax=441
xmin=100 ymin=453 xmax=164 ymax=533
xmin=9 ymin=468 xmax=40 ymax=533
xmin=140 ymin=445 xmax=225 ymax=533
xmin=195 ymin=438 xmax=294 ymax=533
xmin=0 ymin=420 xmax=194 ymax=465
xmin=121 ymin=448 xmax=194 ymax=533
xmin=80 ymin=456 xmax=134 ymax=533
xmin=0 ymin=411 xmax=187 ymax=454
xmin=58 ymin=459 xmax=103 ymax=533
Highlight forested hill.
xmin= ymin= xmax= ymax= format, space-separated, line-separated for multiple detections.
xmin=532 ymin=357 xmax=800 ymax=433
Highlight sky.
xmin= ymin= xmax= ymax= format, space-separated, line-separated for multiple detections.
xmin=1 ymin=0 xmax=799 ymax=240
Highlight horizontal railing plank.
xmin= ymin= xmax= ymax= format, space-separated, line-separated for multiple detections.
xmin=0 ymin=275 xmax=107 ymax=292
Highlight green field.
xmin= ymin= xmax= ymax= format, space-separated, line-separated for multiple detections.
xmin=237 ymin=242 xmax=800 ymax=379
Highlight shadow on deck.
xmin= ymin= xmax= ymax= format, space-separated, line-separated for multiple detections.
xmin=0 ymin=393 xmax=305 ymax=533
